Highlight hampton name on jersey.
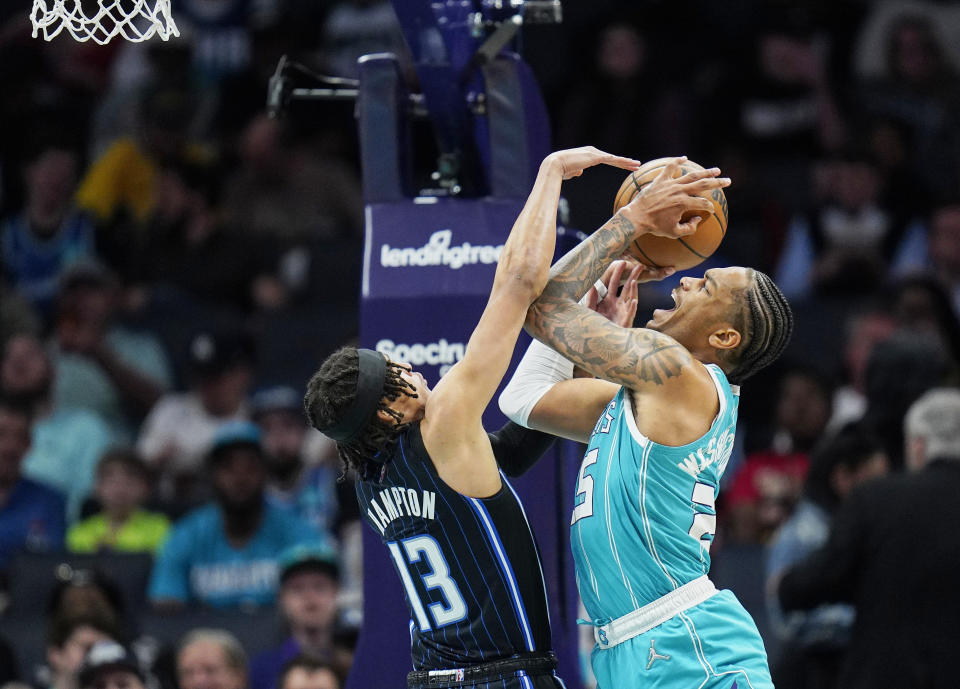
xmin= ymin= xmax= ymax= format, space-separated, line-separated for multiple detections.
xmin=356 ymin=423 xmax=553 ymax=671
xmin=571 ymin=364 xmax=738 ymax=623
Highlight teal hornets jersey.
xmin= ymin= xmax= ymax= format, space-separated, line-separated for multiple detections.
xmin=571 ymin=364 xmax=739 ymax=623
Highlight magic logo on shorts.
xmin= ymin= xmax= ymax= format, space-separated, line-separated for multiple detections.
xmin=379 ymin=230 xmax=503 ymax=270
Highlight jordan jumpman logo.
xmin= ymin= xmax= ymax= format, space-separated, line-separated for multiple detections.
xmin=646 ymin=639 xmax=671 ymax=669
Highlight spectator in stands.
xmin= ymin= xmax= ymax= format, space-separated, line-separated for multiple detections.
xmin=558 ymin=20 xmax=690 ymax=159
xmin=253 ymin=386 xmax=342 ymax=541
xmin=780 ymin=388 xmax=960 ymax=689
xmin=828 ymin=309 xmax=895 ymax=430
xmin=765 ymin=425 xmax=889 ymax=689
xmin=0 ymin=141 xmax=94 ymax=323
xmin=177 ymin=629 xmax=247 ymax=689
xmin=0 ymin=395 xmax=64 ymax=571
xmin=554 ymin=19 xmax=699 ymax=230
xmin=708 ymin=14 xmax=844 ymax=218
xmin=890 ymin=274 xmax=960 ymax=378
xmin=51 ymin=263 xmax=172 ymax=442
xmin=67 ymin=449 xmax=169 ymax=554
xmin=1 ymin=333 xmax=113 ymax=521
xmin=858 ymin=13 xmax=960 ymax=201
xmin=45 ymin=567 xmax=164 ymax=683
xmin=138 ymin=328 xmax=254 ymax=505
xmin=221 ymin=114 xmax=363 ymax=245
xmin=251 ymin=386 xmax=362 ymax=629
xmin=148 ymin=422 xmax=317 ymax=610
xmin=249 ymin=543 xmax=341 ymax=689
xmin=277 ymin=657 xmax=340 ymax=689
xmin=46 ymin=567 xmax=126 ymax=630
xmin=861 ymin=330 xmax=948 ymax=469
xmin=130 ymin=161 xmax=271 ymax=314
xmin=775 ymin=151 xmax=905 ymax=300
xmin=46 ymin=613 xmax=120 ymax=689
xmin=74 ymin=88 xmax=191 ymax=230
xmin=726 ymin=367 xmax=832 ymax=542
xmin=77 ymin=640 xmax=147 ymax=689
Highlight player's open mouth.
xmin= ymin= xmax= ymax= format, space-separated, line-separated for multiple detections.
xmin=653 ymin=290 xmax=680 ymax=317
xmin=664 ymin=290 xmax=679 ymax=312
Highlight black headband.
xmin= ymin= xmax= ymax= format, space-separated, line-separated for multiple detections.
xmin=323 ymin=348 xmax=388 ymax=443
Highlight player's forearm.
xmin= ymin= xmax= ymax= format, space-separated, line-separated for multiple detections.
xmin=491 ymin=157 xmax=565 ymax=301
xmin=533 ymin=211 xmax=637 ymax=313
xmin=523 ymin=211 xmax=635 ymax=364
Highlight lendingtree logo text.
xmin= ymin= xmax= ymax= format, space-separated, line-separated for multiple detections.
xmin=380 ymin=230 xmax=503 ymax=270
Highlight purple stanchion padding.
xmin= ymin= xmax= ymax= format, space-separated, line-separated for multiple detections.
xmin=348 ymin=199 xmax=585 ymax=689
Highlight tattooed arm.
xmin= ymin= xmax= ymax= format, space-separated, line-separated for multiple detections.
xmin=525 ymin=159 xmax=731 ymax=445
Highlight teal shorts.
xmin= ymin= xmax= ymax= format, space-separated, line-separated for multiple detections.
xmin=590 ymin=590 xmax=773 ymax=689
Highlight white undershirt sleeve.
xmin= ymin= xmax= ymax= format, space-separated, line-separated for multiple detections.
xmin=498 ymin=338 xmax=576 ymax=427
xmin=498 ymin=279 xmax=606 ymax=427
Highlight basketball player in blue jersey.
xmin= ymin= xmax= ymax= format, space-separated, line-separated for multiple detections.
xmin=302 ymin=149 xmax=724 ymax=689
xmin=500 ymin=157 xmax=793 ymax=689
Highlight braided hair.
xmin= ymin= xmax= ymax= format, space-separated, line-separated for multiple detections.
xmin=727 ymin=270 xmax=794 ymax=384
xmin=303 ymin=347 xmax=418 ymax=477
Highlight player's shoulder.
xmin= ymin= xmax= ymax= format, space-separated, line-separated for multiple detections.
xmin=627 ymin=330 xmax=715 ymax=397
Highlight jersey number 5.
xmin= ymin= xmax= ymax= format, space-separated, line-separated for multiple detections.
xmin=388 ymin=535 xmax=468 ymax=631
xmin=571 ymin=447 xmax=600 ymax=525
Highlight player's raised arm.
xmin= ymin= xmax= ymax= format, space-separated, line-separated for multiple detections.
xmin=422 ymin=148 xmax=640 ymax=492
xmin=525 ymin=159 xmax=729 ymax=393
xmin=426 ymin=148 xmax=641 ymax=422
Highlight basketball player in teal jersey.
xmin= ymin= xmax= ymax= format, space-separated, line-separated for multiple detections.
xmin=500 ymin=158 xmax=793 ymax=689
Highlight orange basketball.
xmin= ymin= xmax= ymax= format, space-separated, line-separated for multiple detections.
xmin=612 ymin=157 xmax=728 ymax=271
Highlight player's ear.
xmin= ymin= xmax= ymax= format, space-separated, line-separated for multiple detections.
xmin=708 ymin=327 xmax=741 ymax=352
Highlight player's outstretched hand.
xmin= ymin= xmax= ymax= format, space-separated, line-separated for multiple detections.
xmin=621 ymin=156 xmax=730 ymax=238
xmin=585 ymin=259 xmax=646 ymax=328
xmin=544 ymin=146 xmax=642 ymax=181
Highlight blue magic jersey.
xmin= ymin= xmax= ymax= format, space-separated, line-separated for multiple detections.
xmin=357 ymin=423 xmax=553 ymax=670
xmin=571 ymin=364 xmax=739 ymax=623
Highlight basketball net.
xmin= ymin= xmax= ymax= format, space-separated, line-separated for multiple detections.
xmin=30 ymin=0 xmax=179 ymax=44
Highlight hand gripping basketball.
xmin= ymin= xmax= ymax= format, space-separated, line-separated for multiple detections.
xmin=615 ymin=157 xmax=731 ymax=270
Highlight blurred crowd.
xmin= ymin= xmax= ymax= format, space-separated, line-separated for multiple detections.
xmin=0 ymin=0 xmax=960 ymax=688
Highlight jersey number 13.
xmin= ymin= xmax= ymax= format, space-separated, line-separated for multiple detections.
xmin=388 ymin=535 xmax=468 ymax=631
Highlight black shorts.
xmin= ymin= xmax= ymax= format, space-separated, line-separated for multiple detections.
xmin=406 ymin=652 xmax=565 ymax=689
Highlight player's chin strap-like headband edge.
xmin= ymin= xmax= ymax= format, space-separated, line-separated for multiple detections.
xmin=323 ymin=348 xmax=387 ymax=444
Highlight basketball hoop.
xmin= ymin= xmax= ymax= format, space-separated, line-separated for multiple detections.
xmin=30 ymin=0 xmax=179 ymax=44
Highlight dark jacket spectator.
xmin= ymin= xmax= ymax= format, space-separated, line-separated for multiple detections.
xmin=779 ymin=388 xmax=960 ymax=689
xmin=766 ymin=424 xmax=889 ymax=689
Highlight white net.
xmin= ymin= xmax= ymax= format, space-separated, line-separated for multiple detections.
xmin=30 ymin=0 xmax=179 ymax=44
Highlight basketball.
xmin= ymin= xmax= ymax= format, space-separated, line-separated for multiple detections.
xmin=612 ymin=157 xmax=729 ymax=271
